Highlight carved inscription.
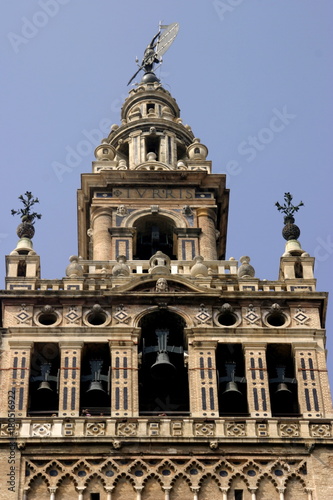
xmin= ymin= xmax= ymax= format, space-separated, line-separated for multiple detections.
xmin=112 ymin=188 xmax=195 ymax=199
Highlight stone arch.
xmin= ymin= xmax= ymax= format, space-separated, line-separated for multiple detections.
xmin=27 ymin=474 xmax=50 ymax=500
xmin=112 ymin=473 xmax=136 ymax=500
xmin=227 ymin=474 xmax=252 ymax=500
xmin=170 ymin=473 xmax=193 ymax=500
xmin=138 ymin=308 xmax=190 ymax=416
xmin=255 ymin=474 xmax=279 ymax=499
xmin=56 ymin=472 xmax=78 ymax=489
xmin=134 ymin=304 xmax=194 ymax=329
xmin=124 ymin=207 xmax=187 ymax=230
xmin=142 ymin=473 xmax=165 ymax=500
xmin=255 ymin=471 xmax=279 ymax=491
xmin=284 ymin=474 xmax=308 ymax=500
xmin=55 ymin=475 xmax=78 ymax=500
xmin=83 ymin=471 xmax=107 ymax=490
xmin=198 ymin=473 xmax=222 ymax=499
xmin=83 ymin=473 xmax=107 ymax=499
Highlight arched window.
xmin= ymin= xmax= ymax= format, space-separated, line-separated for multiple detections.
xmin=29 ymin=343 xmax=60 ymax=416
xmin=216 ymin=344 xmax=248 ymax=416
xmin=80 ymin=343 xmax=111 ymax=415
xmin=134 ymin=215 xmax=176 ymax=260
xmin=138 ymin=310 xmax=189 ymax=416
xmin=267 ymin=344 xmax=299 ymax=416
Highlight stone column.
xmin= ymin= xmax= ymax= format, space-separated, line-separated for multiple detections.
xmin=293 ymin=345 xmax=327 ymax=418
xmin=92 ymin=208 xmax=112 ymax=260
xmin=135 ymin=487 xmax=143 ymax=500
xmin=243 ymin=344 xmax=271 ymax=418
xmin=221 ymin=489 xmax=228 ymax=500
xmin=59 ymin=342 xmax=84 ymax=418
xmin=192 ymin=488 xmax=200 ymax=500
xmin=105 ymin=488 xmax=113 ymax=500
xmin=77 ymin=487 xmax=85 ymax=500
xmin=109 ymin=332 xmax=140 ymax=417
xmin=250 ymin=490 xmax=257 ymax=500
xmin=49 ymin=488 xmax=57 ymax=500
xmin=163 ymin=488 xmax=171 ymax=500
xmin=278 ymin=488 xmax=285 ymax=500
xmin=306 ymin=488 xmax=314 ymax=500
xmin=7 ymin=341 xmax=33 ymax=418
xmin=197 ymin=208 xmax=217 ymax=260
xmin=188 ymin=341 xmax=219 ymax=417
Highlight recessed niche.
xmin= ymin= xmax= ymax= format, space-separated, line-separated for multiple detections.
xmin=217 ymin=311 xmax=238 ymax=326
xmin=265 ymin=313 xmax=287 ymax=327
xmin=35 ymin=310 xmax=61 ymax=327
xmin=83 ymin=309 xmax=111 ymax=327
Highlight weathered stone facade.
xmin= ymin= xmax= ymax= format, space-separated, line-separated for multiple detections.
xmin=1 ymin=69 xmax=332 ymax=499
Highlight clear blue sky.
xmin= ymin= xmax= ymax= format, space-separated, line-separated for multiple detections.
xmin=1 ymin=1 xmax=333 ymax=387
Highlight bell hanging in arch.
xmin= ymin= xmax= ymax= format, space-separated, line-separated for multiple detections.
xmin=222 ymin=380 xmax=243 ymax=397
xmin=275 ymin=382 xmax=292 ymax=395
xmin=37 ymin=380 xmax=52 ymax=391
xmin=86 ymin=380 xmax=105 ymax=393
xmin=151 ymin=352 xmax=176 ymax=381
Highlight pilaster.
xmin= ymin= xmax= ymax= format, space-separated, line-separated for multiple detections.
xmin=59 ymin=341 xmax=84 ymax=417
xmin=188 ymin=340 xmax=219 ymax=417
xmin=243 ymin=344 xmax=271 ymax=418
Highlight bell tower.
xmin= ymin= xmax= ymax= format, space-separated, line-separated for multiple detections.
xmin=78 ymin=72 xmax=228 ymax=267
xmin=1 ymin=23 xmax=333 ymax=500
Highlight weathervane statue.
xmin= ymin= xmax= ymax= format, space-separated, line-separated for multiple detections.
xmin=127 ymin=22 xmax=179 ymax=85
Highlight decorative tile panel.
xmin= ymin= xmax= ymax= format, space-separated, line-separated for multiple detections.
xmin=194 ymin=422 xmax=215 ymax=436
xmin=225 ymin=422 xmax=246 ymax=436
xmin=278 ymin=422 xmax=300 ymax=437
xmin=310 ymin=423 xmax=331 ymax=437
xmin=116 ymin=422 xmax=138 ymax=436
xmin=148 ymin=422 xmax=160 ymax=436
xmin=171 ymin=421 xmax=183 ymax=436
xmin=32 ymin=423 xmax=51 ymax=437
xmin=86 ymin=422 xmax=106 ymax=436
xmin=0 ymin=423 xmax=19 ymax=436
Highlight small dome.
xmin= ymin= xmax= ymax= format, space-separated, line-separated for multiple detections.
xmin=141 ymin=72 xmax=160 ymax=84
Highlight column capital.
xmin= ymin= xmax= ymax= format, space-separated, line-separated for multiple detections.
xmin=91 ymin=206 xmax=113 ymax=219
xmin=196 ymin=207 xmax=216 ymax=221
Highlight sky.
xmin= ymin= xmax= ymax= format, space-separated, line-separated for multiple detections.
xmin=1 ymin=1 xmax=333 ymax=388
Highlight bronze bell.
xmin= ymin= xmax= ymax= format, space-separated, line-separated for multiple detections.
xmin=151 ymin=352 xmax=176 ymax=380
xmin=37 ymin=380 xmax=52 ymax=391
xmin=222 ymin=381 xmax=242 ymax=397
xmin=275 ymin=382 xmax=292 ymax=394
xmin=86 ymin=380 xmax=105 ymax=393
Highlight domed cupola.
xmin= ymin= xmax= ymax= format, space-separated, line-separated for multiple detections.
xmin=92 ymin=23 xmax=210 ymax=174
xmin=104 ymin=80 xmax=195 ymax=171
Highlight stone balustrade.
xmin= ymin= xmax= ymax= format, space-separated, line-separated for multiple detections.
xmin=1 ymin=416 xmax=331 ymax=441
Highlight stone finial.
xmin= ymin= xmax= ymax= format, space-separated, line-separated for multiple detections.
xmin=238 ymin=256 xmax=255 ymax=278
xmin=94 ymin=142 xmax=116 ymax=161
xmin=191 ymin=255 xmax=208 ymax=277
xmin=146 ymin=152 xmax=157 ymax=161
xmin=10 ymin=191 xmax=42 ymax=254
xmin=149 ymin=251 xmax=171 ymax=275
xmin=112 ymin=255 xmax=130 ymax=276
xmin=11 ymin=191 xmax=42 ymax=240
xmin=276 ymin=193 xmax=306 ymax=256
xmin=187 ymin=138 xmax=208 ymax=160
xmin=66 ymin=255 xmax=83 ymax=278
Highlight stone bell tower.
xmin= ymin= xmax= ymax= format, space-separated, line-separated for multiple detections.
xmin=1 ymin=23 xmax=333 ymax=500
